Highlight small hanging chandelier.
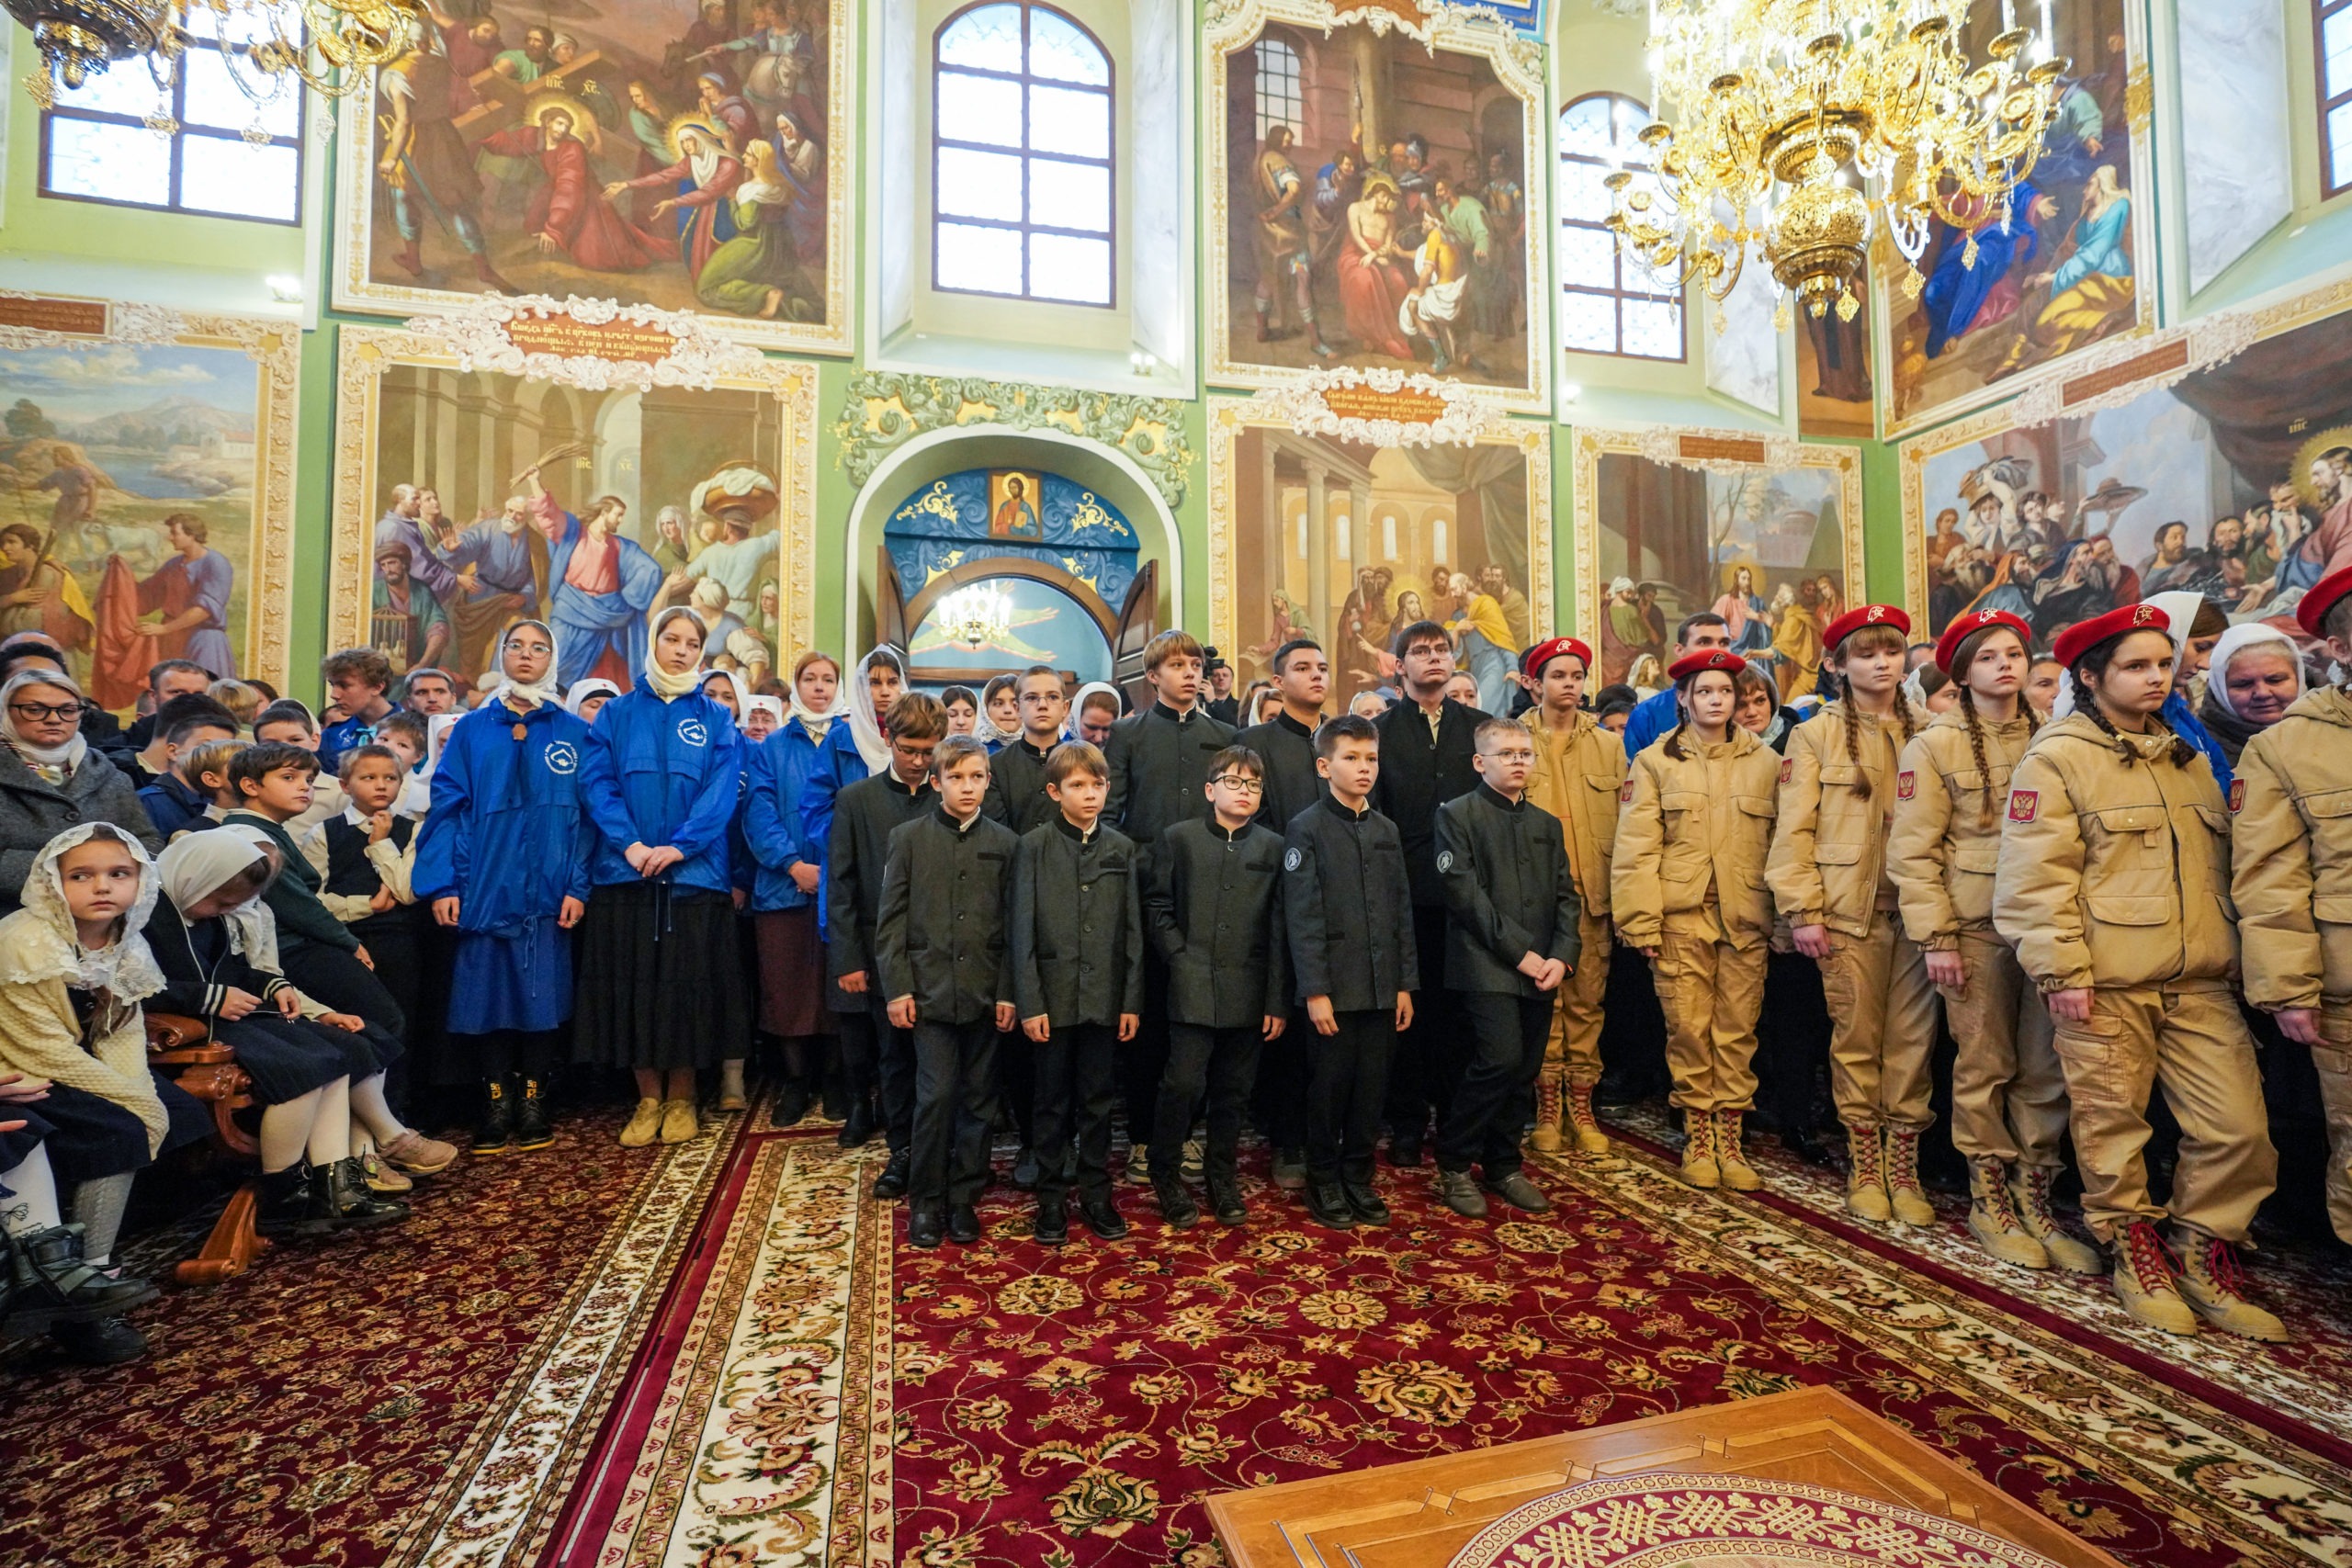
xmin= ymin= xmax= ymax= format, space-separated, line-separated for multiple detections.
xmin=939 ymin=583 xmax=1015 ymax=652
xmin=14 ymin=0 xmax=420 ymax=111
xmin=1605 ymin=0 xmax=2067 ymax=325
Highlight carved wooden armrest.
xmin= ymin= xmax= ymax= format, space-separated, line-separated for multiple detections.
xmin=146 ymin=1012 xmax=213 ymax=1051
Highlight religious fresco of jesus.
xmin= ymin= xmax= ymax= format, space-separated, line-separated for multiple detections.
xmin=988 ymin=472 xmax=1045 ymax=541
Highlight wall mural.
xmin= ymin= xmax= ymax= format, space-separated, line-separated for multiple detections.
xmin=885 ymin=468 xmax=1140 ymax=613
xmin=1204 ymin=0 xmax=1550 ymax=410
xmin=1881 ymin=0 xmax=2150 ymax=436
xmin=1206 ymin=394 xmax=1552 ymax=714
xmin=334 ymin=0 xmax=852 ymax=354
xmin=1798 ymin=260 xmax=1876 ymax=439
xmin=0 ymin=298 xmax=299 ymax=707
xmin=1573 ymin=428 xmax=1865 ymax=701
xmin=1903 ymin=281 xmax=2352 ymax=646
xmin=330 ymin=321 xmax=818 ymax=690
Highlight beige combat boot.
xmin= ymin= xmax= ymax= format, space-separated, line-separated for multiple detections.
xmin=1566 ymin=1083 xmax=1611 ymax=1155
xmin=2171 ymin=1227 xmax=2289 ymax=1343
xmin=2009 ymin=1165 xmax=2105 ymax=1274
xmin=1966 ymin=1156 xmax=2049 ymax=1269
xmin=2109 ymin=1221 xmax=2199 ymax=1336
xmin=1844 ymin=1123 xmax=1891 ymax=1223
xmin=1531 ymin=1071 xmax=1565 ymax=1154
xmin=1713 ymin=1110 xmax=1761 ymax=1191
xmin=1882 ymin=1126 xmax=1937 ymax=1228
xmin=1679 ymin=1110 xmax=1720 ymax=1189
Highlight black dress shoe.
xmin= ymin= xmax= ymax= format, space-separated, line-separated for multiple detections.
xmin=908 ymin=1207 xmax=945 ymax=1248
xmin=1305 ymin=1182 xmax=1356 ymax=1231
xmin=946 ymin=1204 xmax=982 ymax=1245
xmin=512 ymin=1077 xmax=554 ymax=1152
xmin=1385 ymin=1133 xmax=1425 ymax=1169
xmin=1154 ymin=1178 xmax=1200 ymax=1230
xmin=1207 ymin=1175 xmax=1248 ymax=1226
xmin=318 ymin=1158 xmax=411 ymax=1229
xmin=473 ymin=1077 xmax=514 ymax=1155
xmin=1080 ymin=1197 xmax=1128 ymax=1240
xmin=1034 ymin=1194 xmax=1069 ymax=1246
xmin=1342 ymin=1180 xmax=1389 ymax=1225
xmin=51 ymin=1314 xmax=147 ymax=1365
xmin=838 ymin=1103 xmax=878 ymax=1148
xmin=871 ymin=1150 xmax=910 ymax=1201
xmin=255 ymin=1164 xmax=332 ymax=1237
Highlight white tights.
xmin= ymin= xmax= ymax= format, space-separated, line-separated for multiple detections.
xmin=0 ymin=1144 xmax=62 ymax=1235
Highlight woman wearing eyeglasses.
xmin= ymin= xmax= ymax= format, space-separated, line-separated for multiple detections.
xmin=0 ymin=667 xmax=162 ymax=916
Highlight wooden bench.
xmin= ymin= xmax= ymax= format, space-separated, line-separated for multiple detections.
xmin=144 ymin=1011 xmax=269 ymax=1286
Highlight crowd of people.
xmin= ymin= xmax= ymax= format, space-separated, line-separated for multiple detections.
xmin=2 ymin=565 xmax=2350 ymax=1362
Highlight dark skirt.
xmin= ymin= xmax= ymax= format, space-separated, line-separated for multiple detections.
xmin=753 ymin=907 xmax=835 ymax=1039
xmin=17 ymin=1077 xmax=209 ymax=1186
xmin=209 ymin=1011 xmax=395 ymax=1103
xmin=572 ymin=883 xmax=752 ymax=1071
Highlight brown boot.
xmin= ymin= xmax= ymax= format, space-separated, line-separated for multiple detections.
xmin=1966 ymin=1156 xmax=2048 ymax=1269
xmin=2109 ymin=1221 xmax=2198 ymax=1336
xmin=1883 ymin=1126 xmax=1936 ymax=1227
xmin=1531 ymin=1071 xmax=1565 ymax=1154
xmin=1843 ymin=1123 xmax=1890 ymax=1223
xmin=1678 ymin=1111 xmax=1719 ymax=1190
xmin=2009 ymin=1165 xmax=2104 ymax=1274
xmin=2170 ymin=1227 xmax=2289 ymax=1342
xmin=1713 ymin=1111 xmax=1760 ymax=1190
xmin=1566 ymin=1083 xmax=1611 ymax=1155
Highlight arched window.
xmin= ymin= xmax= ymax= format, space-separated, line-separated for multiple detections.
xmin=1255 ymin=36 xmax=1303 ymax=142
xmin=2322 ymin=0 xmax=2352 ymax=196
xmin=1556 ymin=93 xmax=1683 ymax=361
xmin=933 ymin=1 xmax=1115 ymax=306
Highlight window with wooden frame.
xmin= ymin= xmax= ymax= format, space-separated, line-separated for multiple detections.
xmin=1254 ymin=35 xmax=1302 ymax=144
xmin=2322 ymin=0 xmax=2352 ymax=197
xmin=40 ymin=35 xmax=304 ymax=225
xmin=1556 ymin=92 xmax=1682 ymax=361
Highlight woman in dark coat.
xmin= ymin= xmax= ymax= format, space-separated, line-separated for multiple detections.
xmin=0 ymin=667 xmax=161 ymax=915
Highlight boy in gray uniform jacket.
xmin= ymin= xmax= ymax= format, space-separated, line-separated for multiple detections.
xmin=876 ymin=735 xmax=1019 ymax=1250
xmin=1283 ymin=714 xmax=1418 ymax=1232
xmin=1011 ymin=740 xmax=1144 ymax=1247
xmin=1431 ymin=716 xmax=1581 ymax=1219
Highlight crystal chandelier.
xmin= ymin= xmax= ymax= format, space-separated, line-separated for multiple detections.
xmin=1605 ymin=0 xmax=2066 ymax=325
xmin=938 ymin=583 xmax=1015 ymax=652
xmin=14 ymin=0 xmax=419 ymax=109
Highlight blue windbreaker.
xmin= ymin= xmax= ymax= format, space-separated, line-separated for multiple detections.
xmin=797 ymin=717 xmax=879 ymax=927
xmin=413 ymin=700 xmax=595 ymax=927
xmin=578 ymin=679 xmax=744 ymax=895
xmin=744 ymin=715 xmax=826 ymax=912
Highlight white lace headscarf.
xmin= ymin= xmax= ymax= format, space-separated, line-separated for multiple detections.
xmin=156 ymin=823 xmax=286 ymax=976
xmin=13 ymin=822 xmax=164 ymax=999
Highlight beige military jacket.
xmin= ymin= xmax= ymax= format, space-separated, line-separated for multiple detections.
xmin=1524 ymin=710 xmax=1623 ymax=918
xmin=1991 ymin=714 xmax=2239 ymax=993
xmin=1611 ymin=726 xmax=1782 ymax=949
xmin=2232 ymin=684 xmax=2352 ymax=1011
xmin=1887 ymin=707 xmax=2039 ymax=951
xmin=1767 ymin=702 xmax=1923 ymax=936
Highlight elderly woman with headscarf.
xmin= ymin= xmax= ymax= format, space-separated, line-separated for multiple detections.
xmin=744 ymin=649 xmax=843 ymax=1128
xmin=2195 ymin=622 xmax=2306 ymax=768
xmin=416 ymin=618 xmax=595 ymax=1155
xmin=0 ymin=667 xmax=161 ymax=916
xmin=0 ymin=823 xmax=208 ymax=1361
xmin=574 ymin=605 xmax=750 ymax=1148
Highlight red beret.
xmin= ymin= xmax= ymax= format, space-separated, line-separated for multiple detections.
xmin=1821 ymin=603 xmax=1911 ymax=651
xmin=1668 ymin=649 xmax=1747 ymax=682
xmin=2298 ymin=566 xmax=2352 ymax=640
xmin=1522 ymin=637 xmax=1590 ymax=680
xmin=1933 ymin=608 xmax=2032 ymax=675
xmin=2052 ymin=601 xmax=2169 ymax=669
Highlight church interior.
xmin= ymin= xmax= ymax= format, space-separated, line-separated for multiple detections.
xmin=5 ymin=0 xmax=2352 ymax=1562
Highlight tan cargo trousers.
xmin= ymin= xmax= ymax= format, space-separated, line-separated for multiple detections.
xmin=1544 ymin=908 xmax=1613 ymax=1088
xmin=1651 ymin=909 xmax=1767 ymax=1114
xmin=2312 ymin=1006 xmax=2352 ymax=1247
xmin=1940 ymin=929 xmax=2071 ymax=1168
xmin=1818 ymin=920 xmax=1939 ymax=1130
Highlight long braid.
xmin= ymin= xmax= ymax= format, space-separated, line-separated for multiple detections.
xmin=1958 ymin=684 xmax=1995 ymax=829
xmin=1664 ymin=711 xmax=1690 ymax=761
xmin=2072 ymin=671 xmax=2137 ymax=765
xmin=1840 ymin=700 xmax=1873 ymax=799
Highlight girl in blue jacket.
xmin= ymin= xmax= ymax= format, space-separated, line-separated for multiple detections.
xmin=744 ymin=649 xmax=843 ymax=1127
xmin=413 ymin=620 xmax=594 ymax=1155
xmin=573 ymin=606 xmax=749 ymax=1148
xmin=796 ymin=644 xmax=905 ymax=936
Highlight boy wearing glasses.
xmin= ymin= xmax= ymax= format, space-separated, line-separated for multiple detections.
xmin=1144 ymin=744 xmax=1289 ymax=1227
xmin=1430 ymin=716 xmax=1580 ymax=1218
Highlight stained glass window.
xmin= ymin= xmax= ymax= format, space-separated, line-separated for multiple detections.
xmin=42 ymin=39 xmax=304 ymax=223
xmin=1556 ymin=93 xmax=1682 ymax=361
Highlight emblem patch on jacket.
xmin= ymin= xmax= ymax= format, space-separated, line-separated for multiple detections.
xmin=1896 ymin=771 xmax=1916 ymax=800
xmin=677 ymin=718 xmax=708 ymax=747
xmin=1619 ymin=780 xmax=1634 ymax=803
xmin=2229 ymin=779 xmax=2245 ymax=813
xmin=2007 ymin=789 xmax=2038 ymax=823
xmin=1284 ymin=847 xmax=1303 ymax=871
xmin=544 ymin=741 xmax=578 ymax=775
xmin=1779 ymin=759 xmax=1793 ymax=784
xmin=1435 ymin=850 xmax=1454 ymax=873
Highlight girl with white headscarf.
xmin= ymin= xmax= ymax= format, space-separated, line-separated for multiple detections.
xmin=976 ymin=674 xmax=1021 ymax=750
xmin=0 ymin=667 xmax=161 ymax=916
xmin=1069 ymin=680 xmax=1123 ymax=744
xmin=573 ymin=604 xmax=752 ymax=1147
xmin=146 ymin=827 xmax=413 ymax=1236
xmin=0 ymin=823 xmax=209 ymax=1360
xmin=2198 ymin=620 xmax=2307 ymax=767
xmin=793 ymin=645 xmax=906 ymax=942
xmin=564 ymin=678 xmax=622 ymax=723
xmin=744 ymin=649 xmax=846 ymax=1128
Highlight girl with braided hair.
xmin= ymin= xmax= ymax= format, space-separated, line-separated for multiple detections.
xmin=1993 ymin=602 xmax=2283 ymax=1343
xmin=1768 ymin=605 xmax=1940 ymax=1230
xmin=1887 ymin=610 xmax=2098 ymax=1277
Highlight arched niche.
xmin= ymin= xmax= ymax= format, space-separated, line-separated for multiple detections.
xmin=842 ymin=424 xmax=1185 ymax=654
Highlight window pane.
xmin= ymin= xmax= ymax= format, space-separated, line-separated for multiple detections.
xmin=1557 ymin=97 xmax=1614 ymax=159
xmin=183 ymin=47 xmax=300 ymax=138
xmin=1623 ymin=298 xmax=1683 ymax=359
xmin=180 ymin=134 xmax=300 ymax=220
xmin=936 ymin=145 xmax=1023 ymax=220
xmin=1029 ymin=231 xmax=1110 ymax=302
xmin=1557 ymin=159 xmax=1615 ymax=221
xmin=937 ymin=69 xmax=1022 ymax=146
xmin=1557 ymin=224 xmax=1618 ymax=288
xmin=1029 ymin=83 xmax=1107 ymax=158
xmin=53 ymin=63 xmax=165 ymax=119
xmin=939 ymin=4 xmax=1023 ymax=73
xmin=1560 ymin=289 xmax=1618 ymax=352
xmin=46 ymin=118 xmax=172 ymax=206
xmin=2330 ymin=101 xmax=2352 ymax=190
xmin=2327 ymin=6 xmax=2352 ymax=97
xmin=1029 ymin=155 xmax=1108 ymax=231
xmin=1028 ymin=8 xmax=1108 ymax=85
xmin=937 ymin=220 xmax=1024 ymax=293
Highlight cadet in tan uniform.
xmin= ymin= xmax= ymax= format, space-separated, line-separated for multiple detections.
xmin=1994 ymin=603 xmax=2283 ymax=1341
xmin=1611 ymin=650 xmax=1781 ymax=1190
xmin=2233 ymin=568 xmax=2352 ymax=1250
xmin=1888 ymin=610 xmax=2098 ymax=1275
xmin=1521 ymin=637 xmax=1623 ymax=1155
xmin=1767 ymin=605 xmax=1939 ymax=1228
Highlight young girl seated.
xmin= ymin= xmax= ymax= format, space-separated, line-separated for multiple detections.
xmin=0 ymin=825 xmax=209 ymax=1363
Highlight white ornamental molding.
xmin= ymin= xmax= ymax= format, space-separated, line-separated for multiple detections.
xmin=401 ymin=293 xmax=770 ymax=392
xmin=1634 ymin=423 xmax=1806 ymax=475
xmin=0 ymin=292 xmax=186 ymax=351
xmin=1242 ymin=367 xmax=1510 ymax=447
xmin=2007 ymin=309 xmax=2262 ymax=427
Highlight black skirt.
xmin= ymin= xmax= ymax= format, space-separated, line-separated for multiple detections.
xmin=208 ymin=1012 xmax=395 ymax=1103
xmin=17 ymin=1077 xmax=209 ymax=1186
xmin=571 ymin=883 xmax=752 ymax=1072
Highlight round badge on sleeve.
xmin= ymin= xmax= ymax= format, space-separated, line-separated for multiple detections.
xmin=1436 ymin=850 xmax=1455 ymax=873
xmin=1283 ymin=847 xmax=1303 ymax=871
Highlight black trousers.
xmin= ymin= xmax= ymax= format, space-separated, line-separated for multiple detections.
xmin=1031 ymin=1021 xmax=1117 ymax=1203
xmin=1155 ymin=1022 xmax=1265 ymax=1179
xmin=472 ymin=1028 xmax=561 ymax=1082
xmin=1249 ymin=1010 xmax=1307 ymax=1152
xmin=1001 ymin=1030 xmax=1036 ymax=1149
xmin=835 ymin=994 xmax=917 ymax=1152
xmin=1385 ymin=905 xmax=1460 ymax=1140
xmin=1307 ymin=1009 xmax=1395 ymax=1188
xmin=1438 ymin=992 xmax=1553 ymax=1179
xmin=910 ymin=1018 xmax=1001 ymax=1209
xmin=1115 ymin=956 xmax=1173 ymax=1134
xmin=1754 ymin=949 xmax=1831 ymax=1142
xmin=284 ymin=942 xmax=408 ymax=1041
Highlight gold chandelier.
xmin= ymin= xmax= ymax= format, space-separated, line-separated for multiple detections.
xmin=14 ymin=0 xmax=419 ymax=110
xmin=1605 ymin=0 xmax=2067 ymax=325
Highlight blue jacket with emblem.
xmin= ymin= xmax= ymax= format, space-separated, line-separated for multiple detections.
xmin=744 ymin=715 xmax=826 ymax=913
xmin=578 ymin=680 xmax=745 ymax=896
xmin=413 ymin=700 xmax=596 ymax=931
xmin=798 ymin=719 xmax=878 ymax=927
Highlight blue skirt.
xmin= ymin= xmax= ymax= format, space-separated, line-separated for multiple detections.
xmin=447 ymin=921 xmax=574 ymax=1037
xmin=5 ymin=1077 xmax=209 ymax=1186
